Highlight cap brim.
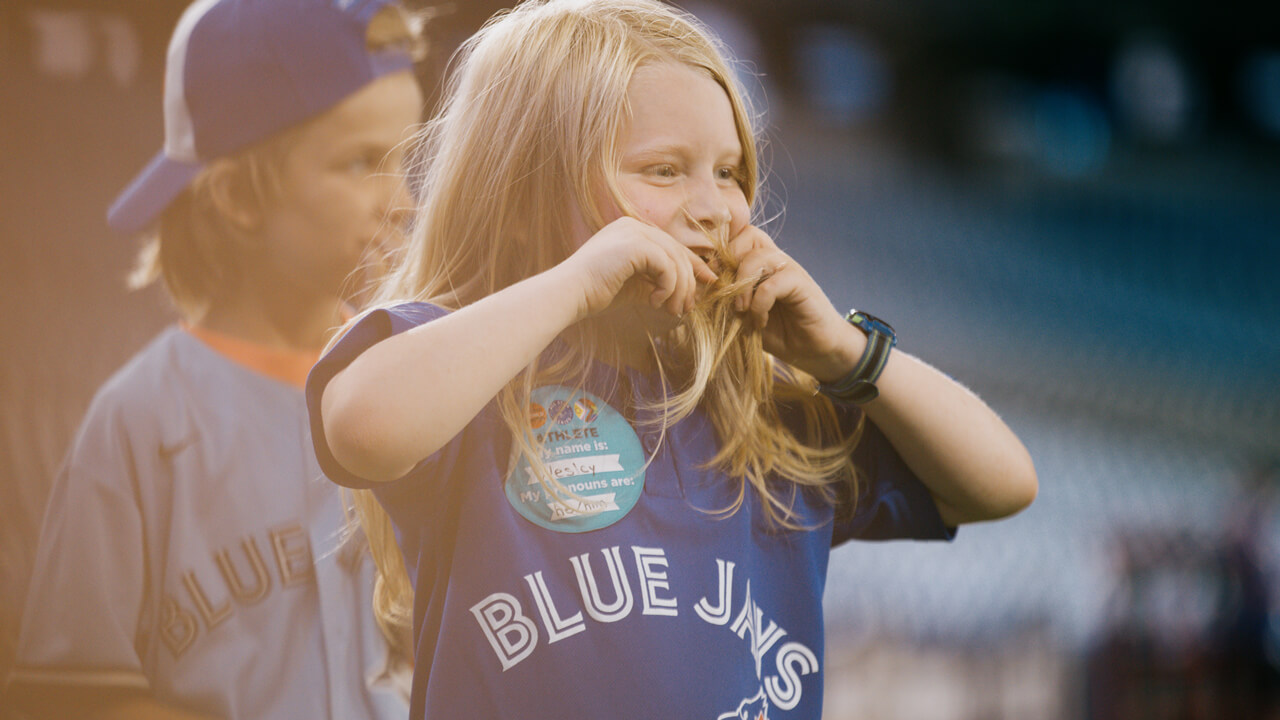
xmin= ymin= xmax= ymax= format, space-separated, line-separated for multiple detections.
xmin=107 ymin=151 xmax=205 ymax=235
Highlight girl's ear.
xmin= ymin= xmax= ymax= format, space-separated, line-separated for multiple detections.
xmin=202 ymin=159 xmax=265 ymax=232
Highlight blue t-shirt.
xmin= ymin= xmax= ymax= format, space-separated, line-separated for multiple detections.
xmin=306 ymin=302 xmax=953 ymax=720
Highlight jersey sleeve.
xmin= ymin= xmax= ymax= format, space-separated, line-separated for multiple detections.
xmin=832 ymin=417 xmax=957 ymax=545
xmin=305 ymin=302 xmax=449 ymax=490
xmin=7 ymin=395 xmax=153 ymax=692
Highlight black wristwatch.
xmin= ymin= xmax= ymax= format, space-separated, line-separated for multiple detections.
xmin=816 ymin=309 xmax=896 ymax=404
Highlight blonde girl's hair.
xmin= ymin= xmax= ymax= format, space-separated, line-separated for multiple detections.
xmin=345 ymin=0 xmax=862 ymax=653
xmin=129 ymin=3 xmax=428 ymax=322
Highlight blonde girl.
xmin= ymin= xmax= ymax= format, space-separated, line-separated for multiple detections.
xmin=307 ymin=0 xmax=1037 ymax=717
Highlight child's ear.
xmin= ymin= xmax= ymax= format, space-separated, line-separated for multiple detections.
xmin=203 ymin=159 xmax=265 ymax=232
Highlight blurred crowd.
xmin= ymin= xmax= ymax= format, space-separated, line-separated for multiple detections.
xmin=1087 ymin=465 xmax=1280 ymax=720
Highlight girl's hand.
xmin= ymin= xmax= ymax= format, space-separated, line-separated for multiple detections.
xmin=560 ymin=216 xmax=717 ymax=321
xmin=729 ymin=225 xmax=864 ymax=382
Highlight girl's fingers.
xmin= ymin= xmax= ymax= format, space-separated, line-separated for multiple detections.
xmin=733 ymin=247 xmax=791 ymax=314
xmin=726 ymin=224 xmax=776 ymax=261
xmin=653 ymin=239 xmax=713 ymax=316
xmin=664 ymin=248 xmax=690 ymax=316
xmin=638 ymin=234 xmax=680 ymax=311
xmin=679 ymin=257 xmax=696 ymax=315
xmin=726 ymin=226 xmax=782 ymax=309
xmin=683 ymin=247 xmax=715 ymax=312
xmin=726 ymin=231 xmax=757 ymax=265
xmin=745 ymin=266 xmax=787 ymax=327
xmin=588 ymin=217 xmax=721 ymax=317
xmin=647 ymin=258 xmax=676 ymax=310
xmin=647 ymin=239 xmax=703 ymax=316
xmin=689 ymin=251 xmax=718 ymax=285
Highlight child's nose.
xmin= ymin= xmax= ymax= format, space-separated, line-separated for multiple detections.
xmin=685 ymin=178 xmax=731 ymax=231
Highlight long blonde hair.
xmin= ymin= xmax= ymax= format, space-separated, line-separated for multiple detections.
xmin=346 ymin=0 xmax=862 ymax=655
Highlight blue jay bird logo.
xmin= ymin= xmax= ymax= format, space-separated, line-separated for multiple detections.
xmin=717 ymin=687 xmax=769 ymax=720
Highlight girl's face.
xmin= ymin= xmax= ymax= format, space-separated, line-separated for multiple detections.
xmin=606 ymin=61 xmax=750 ymax=260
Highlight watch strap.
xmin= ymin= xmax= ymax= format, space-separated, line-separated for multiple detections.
xmin=817 ymin=310 xmax=896 ymax=404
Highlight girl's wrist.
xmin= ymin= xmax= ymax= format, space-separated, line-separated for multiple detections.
xmin=802 ymin=317 xmax=868 ymax=383
xmin=815 ymin=310 xmax=897 ymax=404
xmin=537 ymin=261 xmax=596 ymax=327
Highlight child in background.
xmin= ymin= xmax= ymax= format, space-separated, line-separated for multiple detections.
xmin=6 ymin=0 xmax=424 ymax=718
xmin=309 ymin=0 xmax=1038 ymax=718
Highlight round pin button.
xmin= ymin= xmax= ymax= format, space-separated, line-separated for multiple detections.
xmin=506 ymin=385 xmax=646 ymax=533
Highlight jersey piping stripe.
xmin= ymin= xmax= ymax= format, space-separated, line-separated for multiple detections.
xmin=7 ymin=665 xmax=150 ymax=689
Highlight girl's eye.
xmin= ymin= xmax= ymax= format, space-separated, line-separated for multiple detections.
xmin=647 ymin=164 xmax=677 ymax=178
xmin=717 ymin=166 xmax=743 ymax=182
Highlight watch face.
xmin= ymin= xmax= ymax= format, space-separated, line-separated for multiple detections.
xmin=849 ymin=310 xmax=896 ymax=343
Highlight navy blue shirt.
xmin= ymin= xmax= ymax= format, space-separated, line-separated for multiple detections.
xmin=307 ymin=302 xmax=953 ymax=720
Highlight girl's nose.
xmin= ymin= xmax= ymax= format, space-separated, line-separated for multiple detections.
xmin=685 ymin=178 xmax=731 ymax=232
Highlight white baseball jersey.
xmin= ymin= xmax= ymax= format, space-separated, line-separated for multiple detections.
xmin=8 ymin=327 xmax=409 ymax=719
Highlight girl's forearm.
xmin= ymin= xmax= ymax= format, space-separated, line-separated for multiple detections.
xmin=322 ymin=267 xmax=584 ymax=483
xmin=863 ymin=351 xmax=1038 ymax=526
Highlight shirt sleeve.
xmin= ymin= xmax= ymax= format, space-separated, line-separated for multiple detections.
xmin=832 ymin=416 xmax=957 ymax=545
xmin=305 ymin=302 xmax=449 ymax=490
xmin=8 ymin=396 xmax=152 ymax=692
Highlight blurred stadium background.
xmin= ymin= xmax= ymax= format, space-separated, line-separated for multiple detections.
xmin=2 ymin=1 xmax=1277 ymax=717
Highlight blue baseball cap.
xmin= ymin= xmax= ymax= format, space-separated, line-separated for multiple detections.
xmin=107 ymin=0 xmax=416 ymax=234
